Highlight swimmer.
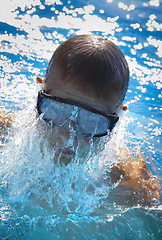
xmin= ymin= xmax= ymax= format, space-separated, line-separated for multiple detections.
xmin=0 ymin=34 xmax=160 ymax=205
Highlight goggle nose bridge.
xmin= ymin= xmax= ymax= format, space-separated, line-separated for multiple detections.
xmin=69 ymin=106 xmax=79 ymax=121
xmin=61 ymin=106 xmax=79 ymax=127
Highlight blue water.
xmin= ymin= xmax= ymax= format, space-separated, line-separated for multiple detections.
xmin=0 ymin=0 xmax=161 ymax=239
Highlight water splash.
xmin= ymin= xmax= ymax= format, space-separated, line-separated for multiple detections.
xmin=0 ymin=0 xmax=161 ymax=238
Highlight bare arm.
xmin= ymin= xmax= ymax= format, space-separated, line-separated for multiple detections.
xmin=109 ymin=149 xmax=160 ymax=206
xmin=0 ymin=110 xmax=14 ymax=141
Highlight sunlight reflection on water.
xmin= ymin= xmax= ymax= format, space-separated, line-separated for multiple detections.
xmin=0 ymin=0 xmax=161 ymax=239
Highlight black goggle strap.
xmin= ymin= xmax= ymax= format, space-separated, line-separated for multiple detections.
xmin=37 ymin=91 xmax=43 ymax=116
xmin=109 ymin=115 xmax=119 ymax=132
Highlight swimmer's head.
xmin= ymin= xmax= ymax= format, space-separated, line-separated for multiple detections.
xmin=40 ymin=34 xmax=129 ymax=114
xmin=36 ymin=35 xmax=129 ymax=163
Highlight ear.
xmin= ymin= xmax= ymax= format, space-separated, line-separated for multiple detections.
xmin=122 ymin=105 xmax=128 ymax=111
xmin=36 ymin=76 xmax=43 ymax=84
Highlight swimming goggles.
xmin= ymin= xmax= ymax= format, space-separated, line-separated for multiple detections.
xmin=37 ymin=90 xmax=119 ymax=137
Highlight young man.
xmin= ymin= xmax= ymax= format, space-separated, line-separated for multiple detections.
xmin=36 ymin=34 xmax=128 ymax=162
xmin=0 ymin=34 xmax=160 ymax=205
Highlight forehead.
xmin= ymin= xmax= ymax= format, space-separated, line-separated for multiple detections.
xmin=43 ymin=77 xmax=110 ymax=113
xmin=43 ymin=70 xmax=122 ymax=114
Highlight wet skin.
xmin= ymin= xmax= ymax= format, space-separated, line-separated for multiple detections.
xmin=36 ymin=76 xmax=127 ymax=165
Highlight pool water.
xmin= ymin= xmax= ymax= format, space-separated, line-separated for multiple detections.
xmin=0 ymin=0 xmax=161 ymax=239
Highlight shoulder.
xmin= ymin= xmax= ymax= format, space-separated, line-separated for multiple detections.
xmin=109 ymin=148 xmax=160 ymax=206
xmin=0 ymin=110 xmax=15 ymax=140
xmin=0 ymin=110 xmax=14 ymax=127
